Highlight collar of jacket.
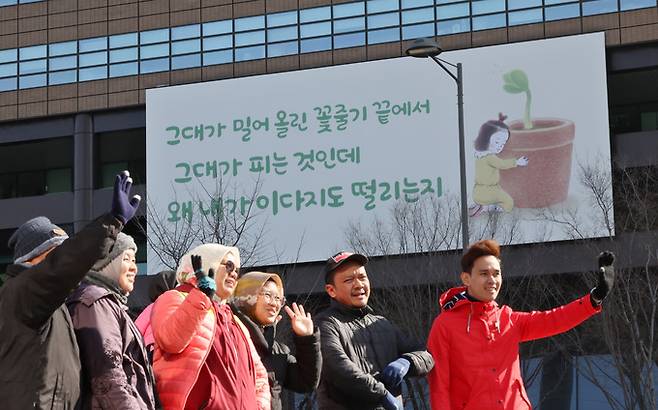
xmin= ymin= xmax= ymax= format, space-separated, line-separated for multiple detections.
xmin=229 ymin=302 xmax=275 ymax=356
xmin=67 ymin=281 xmax=128 ymax=309
xmin=330 ymin=298 xmax=374 ymax=318
xmin=440 ymin=286 xmax=498 ymax=312
xmin=5 ymin=262 xmax=31 ymax=278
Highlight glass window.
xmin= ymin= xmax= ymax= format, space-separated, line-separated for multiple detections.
xmin=334 ymin=32 xmax=365 ymax=49
xmin=19 ymin=73 xmax=46 ymax=88
xmin=203 ymin=35 xmax=233 ymax=51
xmin=368 ymin=27 xmax=400 ymax=44
xmin=234 ymin=45 xmax=265 ymax=62
xmin=110 ymin=33 xmax=138 ymax=49
xmin=172 ymin=24 xmax=201 ymax=40
xmin=110 ymin=47 xmax=138 ymax=63
xmin=140 ymin=57 xmax=169 ymax=74
xmin=368 ymin=12 xmax=399 ymax=29
xmin=49 ymin=55 xmax=77 ymax=71
xmin=402 ymin=0 xmax=434 ymax=8
xmin=402 ymin=7 xmax=434 ymax=24
xmin=621 ymin=0 xmax=657 ymax=10
xmin=0 ymin=62 xmax=17 ymax=77
xmin=437 ymin=3 xmax=470 ymax=20
xmin=19 ymin=59 xmax=46 ymax=75
xmin=79 ymin=51 xmax=107 ymax=67
xmin=96 ymin=129 xmax=145 ymax=188
xmin=79 ymin=66 xmax=107 ymax=81
xmin=0 ymin=49 xmax=17 ymax=63
xmin=140 ymin=43 xmax=169 ymax=59
xmin=172 ymin=39 xmax=201 ymax=55
xmin=300 ymin=36 xmax=332 ymax=53
xmin=472 ymin=13 xmax=506 ymax=30
xmin=235 ymin=31 xmax=265 ymax=47
xmin=16 ymin=171 xmax=46 ymax=196
xmin=110 ymin=62 xmax=138 ymax=77
xmin=472 ymin=0 xmax=505 ymax=15
xmin=0 ymin=0 xmax=16 ymax=6
xmin=301 ymin=21 xmax=332 ymax=38
xmin=582 ymin=0 xmax=619 ymax=15
xmin=203 ymin=20 xmax=232 ymax=36
xmin=45 ymin=168 xmax=72 ymax=194
xmin=509 ymin=8 xmax=542 ymax=25
xmin=508 ymin=0 xmax=542 ymax=10
xmin=333 ymin=17 xmax=365 ymax=34
xmin=267 ymin=11 xmax=297 ymax=27
xmin=437 ymin=17 xmax=471 ymax=35
xmin=402 ymin=22 xmax=435 ymax=39
xmin=140 ymin=29 xmax=169 ymax=45
xmin=203 ymin=49 xmax=232 ymax=65
xmin=268 ymin=26 xmax=298 ymax=42
xmin=544 ymin=3 xmax=580 ymax=20
xmin=49 ymin=69 xmax=77 ymax=85
xmin=333 ymin=2 xmax=365 ymax=19
xmin=235 ymin=15 xmax=265 ymax=32
xmin=268 ymin=41 xmax=299 ymax=57
xmin=79 ymin=37 xmax=107 ymax=53
xmin=49 ymin=41 xmax=77 ymax=56
xmin=367 ymin=0 xmax=399 ymax=14
xmin=172 ymin=54 xmax=201 ymax=69
xmin=300 ymin=6 xmax=331 ymax=23
xmin=0 ymin=77 xmax=16 ymax=92
xmin=545 ymin=0 xmax=577 ymax=4
xmin=19 ymin=45 xmax=46 ymax=60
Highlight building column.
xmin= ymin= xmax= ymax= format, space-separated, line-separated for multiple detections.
xmin=540 ymin=351 xmax=574 ymax=409
xmin=74 ymin=113 xmax=94 ymax=233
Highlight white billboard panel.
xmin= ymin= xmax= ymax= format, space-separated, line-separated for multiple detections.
xmin=147 ymin=32 xmax=613 ymax=267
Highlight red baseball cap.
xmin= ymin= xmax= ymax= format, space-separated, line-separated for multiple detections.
xmin=324 ymin=251 xmax=368 ymax=283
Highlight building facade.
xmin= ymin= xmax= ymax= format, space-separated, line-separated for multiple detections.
xmin=1 ymin=1 xmax=657 ymax=408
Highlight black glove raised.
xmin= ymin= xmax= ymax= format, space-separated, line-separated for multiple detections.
xmin=591 ymin=251 xmax=615 ymax=305
xmin=111 ymin=171 xmax=141 ymax=224
xmin=191 ymin=254 xmax=216 ymax=299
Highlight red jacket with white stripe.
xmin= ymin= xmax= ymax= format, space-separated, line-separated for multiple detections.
xmin=427 ymin=286 xmax=601 ymax=410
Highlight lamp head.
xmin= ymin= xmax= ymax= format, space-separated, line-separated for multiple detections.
xmin=405 ymin=37 xmax=443 ymax=58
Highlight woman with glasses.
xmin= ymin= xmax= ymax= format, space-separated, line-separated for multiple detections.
xmin=231 ymin=272 xmax=322 ymax=410
xmin=149 ymin=244 xmax=270 ymax=410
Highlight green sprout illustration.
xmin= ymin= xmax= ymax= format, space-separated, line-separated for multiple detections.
xmin=503 ymin=69 xmax=532 ymax=130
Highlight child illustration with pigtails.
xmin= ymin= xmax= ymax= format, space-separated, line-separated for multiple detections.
xmin=469 ymin=113 xmax=529 ymax=217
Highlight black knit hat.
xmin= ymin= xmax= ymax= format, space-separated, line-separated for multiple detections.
xmin=8 ymin=216 xmax=68 ymax=263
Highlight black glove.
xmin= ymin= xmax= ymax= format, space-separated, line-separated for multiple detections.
xmin=191 ymin=254 xmax=216 ymax=299
xmin=111 ymin=171 xmax=141 ymax=224
xmin=591 ymin=251 xmax=615 ymax=305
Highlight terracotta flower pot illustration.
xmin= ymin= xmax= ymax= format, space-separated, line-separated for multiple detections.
xmin=499 ymin=118 xmax=575 ymax=208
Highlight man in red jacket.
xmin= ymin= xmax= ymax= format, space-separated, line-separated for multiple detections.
xmin=427 ymin=239 xmax=615 ymax=410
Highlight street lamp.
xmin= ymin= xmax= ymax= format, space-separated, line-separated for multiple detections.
xmin=405 ymin=37 xmax=469 ymax=250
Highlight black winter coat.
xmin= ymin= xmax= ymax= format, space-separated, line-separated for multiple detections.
xmin=315 ymin=300 xmax=434 ymax=410
xmin=231 ymin=305 xmax=322 ymax=410
xmin=0 ymin=215 xmax=122 ymax=410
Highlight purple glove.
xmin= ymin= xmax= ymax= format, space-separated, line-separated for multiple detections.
xmin=111 ymin=171 xmax=141 ymax=224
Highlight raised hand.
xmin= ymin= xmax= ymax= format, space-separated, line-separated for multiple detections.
xmin=111 ymin=171 xmax=141 ymax=224
xmin=191 ymin=254 xmax=216 ymax=299
xmin=591 ymin=251 xmax=615 ymax=304
xmin=284 ymin=302 xmax=313 ymax=336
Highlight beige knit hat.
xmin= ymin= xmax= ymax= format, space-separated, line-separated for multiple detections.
xmin=232 ymin=271 xmax=284 ymax=311
xmin=176 ymin=243 xmax=240 ymax=285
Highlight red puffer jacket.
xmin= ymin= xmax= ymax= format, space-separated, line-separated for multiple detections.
xmin=427 ymin=286 xmax=601 ymax=410
xmin=151 ymin=284 xmax=270 ymax=410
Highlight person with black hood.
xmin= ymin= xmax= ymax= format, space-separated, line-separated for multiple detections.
xmin=315 ymin=251 xmax=434 ymax=410
xmin=0 ymin=170 xmax=140 ymax=410
xmin=67 ymin=233 xmax=156 ymax=409
xmin=231 ymin=271 xmax=322 ymax=410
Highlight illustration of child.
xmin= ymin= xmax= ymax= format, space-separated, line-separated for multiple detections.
xmin=469 ymin=113 xmax=528 ymax=217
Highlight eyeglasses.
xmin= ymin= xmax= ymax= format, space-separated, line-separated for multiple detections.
xmin=259 ymin=291 xmax=286 ymax=307
xmin=220 ymin=260 xmax=238 ymax=274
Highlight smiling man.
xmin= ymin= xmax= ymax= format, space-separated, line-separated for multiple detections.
xmin=427 ymin=239 xmax=616 ymax=410
xmin=315 ymin=251 xmax=434 ymax=410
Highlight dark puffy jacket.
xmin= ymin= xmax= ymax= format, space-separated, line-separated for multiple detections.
xmin=0 ymin=215 xmax=122 ymax=410
xmin=67 ymin=282 xmax=156 ymax=410
xmin=315 ymin=300 xmax=434 ymax=410
xmin=232 ymin=304 xmax=322 ymax=410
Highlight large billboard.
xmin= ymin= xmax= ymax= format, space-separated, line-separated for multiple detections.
xmin=147 ymin=32 xmax=613 ymax=267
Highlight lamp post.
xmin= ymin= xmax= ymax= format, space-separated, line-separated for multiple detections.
xmin=405 ymin=37 xmax=469 ymax=250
